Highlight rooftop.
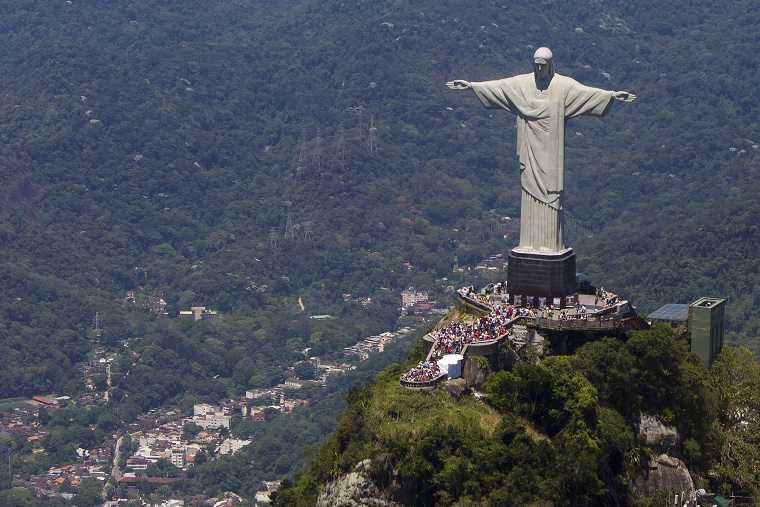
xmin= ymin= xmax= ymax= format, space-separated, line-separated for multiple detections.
xmin=647 ymin=303 xmax=689 ymax=322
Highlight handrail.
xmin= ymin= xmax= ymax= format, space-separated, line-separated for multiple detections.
xmin=456 ymin=291 xmax=493 ymax=313
xmin=515 ymin=316 xmax=620 ymax=331
xmin=399 ymin=374 xmax=446 ymax=389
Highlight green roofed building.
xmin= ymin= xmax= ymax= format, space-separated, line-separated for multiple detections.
xmin=688 ymin=297 xmax=725 ymax=367
xmin=649 ymin=297 xmax=726 ymax=367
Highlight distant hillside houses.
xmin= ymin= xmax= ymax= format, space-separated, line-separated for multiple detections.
xmin=342 ymin=293 xmax=373 ymax=308
xmin=120 ymin=291 xmax=168 ymax=315
xmin=403 ymin=301 xmax=448 ymax=317
xmin=242 ymin=389 xmax=310 ymax=421
xmin=179 ymin=306 xmax=219 ymax=321
xmin=280 ymin=378 xmax=322 ymax=390
xmin=245 ymin=388 xmax=283 ymax=403
xmin=312 ymin=358 xmax=355 ymax=379
xmin=475 ymin=253 xmax=507 ymax=271
xmin=129 ymin=427 xmax=201 ymax=471
xmin=401 ymin=288 xmax=428 ymax=308
xmin=183 ymin=403 xmax=230 ymax=430
xmin=245 ymin=386 xmax=312 ymax=403
xmin=401 ymin=289 xmax=446 ymax=316
xmin=219 ymin=438 xmax=252 ymax=455
xmin=148 ymin=295 xmax=168 ymax=315
xmin=126 ymin=420 xmax=227 ymax=473
xmin=343 ymin=327 xmax=413 ymax=361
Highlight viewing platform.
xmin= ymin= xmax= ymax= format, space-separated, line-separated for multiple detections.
xmin=400 ymin=281 xmax=643 ymax=389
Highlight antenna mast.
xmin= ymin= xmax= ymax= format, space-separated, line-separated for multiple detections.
xmin=303 ymin=221 xmax=313 ymax=244
xmin=347 ymin=106 xmax=365 ymax=140
xmin=367 ymin=114 xmax=378 ymax=155
xmin=95 ymin=312 xmax=102 ymax=339
xmin=312 ymin=127 xmax=323 ymax=173
xmin=284 ymin=203 xmax=295 ymax=240
xmin=296 ymin=128 xmax=308 ymax=177
xmin=336 ymin=123 xmax=346 ymax=170
xmin=269 ymin=227 xmax=278 ymax=249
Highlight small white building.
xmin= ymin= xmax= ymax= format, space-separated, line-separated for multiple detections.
xmin=255 ymin=491 xmax=272 ymax=505
xmin=184 ymin=414 xmax=231 ymax=430
xmin=169 ymin=447 xmax=185 ymax=468
xmin=401 ymin=288 xmax=429 ymax=308
xmin=219 ymin=438 xmax=252 ymax=455
xmin=179 ymin=306 xmax=219 ymax=321
xmin=193 ymin=403 xmax=217 ymax=417
xmin=437 ymin=354 xmax=464 ymax=380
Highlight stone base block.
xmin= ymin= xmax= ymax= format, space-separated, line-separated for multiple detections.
xmin=508 ymin=248 xmax=577 ymax=308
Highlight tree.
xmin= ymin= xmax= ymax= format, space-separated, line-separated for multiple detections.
xmin=194 ymin=450 xmax=208 ymax=466
xmin=484 ymin=370 xmax=518 ymax=412
xmin=146 ymin=459 xmax=181 ymax=478
xmin=74 ymin=477 xmax=103 ymax=507
xmin=709 ymin=347 xmax=760 ymax=497
xmin=96 ymin=412 xmax=119 ymax=433
xmin=0 ymin=435 xmax=16 ymax=489
xmin=293 ymin=361 xmax=316 ymax=381
xmin=0 ymin=490 xmax=38 ymax=507
xmin=182 ymin=422 xmax=203 ymax=441
xmin=91 ymin=373 xmax=109 ymax=392
xmin=574 ymin=336 xmax=641 ymax=420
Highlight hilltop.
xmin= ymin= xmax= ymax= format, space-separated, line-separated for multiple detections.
xmin=273 ymin=321 xmax=760 ymax=505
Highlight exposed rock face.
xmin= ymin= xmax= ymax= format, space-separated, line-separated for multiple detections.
xmin=462 ymin=357 xmax=487 ymax=388
xmin=442 ymin=378 xmax=469 ymax=398
xmin=632 ymin=454 xmax=695 ymax=500
xmin=631 ymin=415 xmax=694 ymax=501
xmin=316 ymin=460 xmax=400 ymax=507
xmin=498 ymin=341 xmax=520 ymax=371
xmin=637 ymin=414 xmax=681 ymax=455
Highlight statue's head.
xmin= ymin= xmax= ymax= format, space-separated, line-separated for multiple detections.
xmin=533 ymin=47 xmax=554 ymax=80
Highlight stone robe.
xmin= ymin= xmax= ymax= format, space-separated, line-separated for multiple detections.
xmin=471 ymin=73 xmax=615 ymax=253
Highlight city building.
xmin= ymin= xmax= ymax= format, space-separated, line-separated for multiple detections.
xmin=179 ymin=306 xmax=219 ymax=321
xmin=401 ymin=288 xmax=428 ymax=308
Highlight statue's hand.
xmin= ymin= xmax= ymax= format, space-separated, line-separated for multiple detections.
xmin=446 ymin=80 xmax=471 ymax=90
xmin=614 ymin=91 xmax=636 ymax=102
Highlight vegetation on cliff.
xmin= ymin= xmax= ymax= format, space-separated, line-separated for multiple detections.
xmin=274 ymin=326 xmax=760 ymax=505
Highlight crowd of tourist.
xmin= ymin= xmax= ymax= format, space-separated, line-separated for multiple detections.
xmin=429 ymin=303 xmax=516 ymax=359
xmin=400 ymin=361 xmax=441 ymax=383
xmin=556 ymin=310 xmax=590 ymax=321
xmin=595 ymin=287 xmax=619 ymax=307
xmin=459 ymin=282 xmax=509 ymax=307
xmin=401 ymin=292 xmax=520 ymax=383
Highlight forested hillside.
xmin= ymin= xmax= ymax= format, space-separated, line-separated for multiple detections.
xmin=273 ymin=327 xmax=760 ymax=506
xmin=0 ymin=0 xmax=759 ymax=499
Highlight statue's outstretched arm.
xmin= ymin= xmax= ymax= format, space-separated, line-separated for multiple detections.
xmin=613 ymin=91 xmax=636 ymax=102
xmin=446 ymin=80 xmax=471 ymax=90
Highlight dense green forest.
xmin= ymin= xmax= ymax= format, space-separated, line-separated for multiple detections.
xmin=1 ymin=0 xmax=760 ymax=500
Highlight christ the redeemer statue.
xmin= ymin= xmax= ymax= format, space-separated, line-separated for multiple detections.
xmin=447 ymin=47 xmax=635 ymax=254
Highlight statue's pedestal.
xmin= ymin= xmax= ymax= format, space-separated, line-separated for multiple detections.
xmin=508 ymin=248 xmax=577 ymax=308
